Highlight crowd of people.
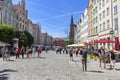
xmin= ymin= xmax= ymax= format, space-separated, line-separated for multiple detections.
xmin=0 ymin=46 xmax=43 ymax=61
xmin=57 ymin=46 xmax=117 ymax=71
xmin=0 ymin=45 xmax=118 ymax=71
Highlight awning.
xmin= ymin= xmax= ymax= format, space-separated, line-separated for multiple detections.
xmin=0 ymin=41 xmax=11 ymax=46
xmin=86 ymin=41 xmax=95 ymax=46
xmin=95 ymin=38 xmax=115 ymax=43
xmin=114 ymin=37 xmax=120 ymax=51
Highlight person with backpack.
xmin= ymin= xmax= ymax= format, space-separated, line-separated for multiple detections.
xmin=82 ymin=47 xmax=88 ymax=71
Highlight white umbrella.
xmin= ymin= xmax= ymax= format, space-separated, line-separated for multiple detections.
xmin=67 ymin=43 xmax=85 ymax=47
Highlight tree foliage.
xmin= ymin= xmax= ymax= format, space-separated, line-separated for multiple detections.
xmin=65 ymin=39 xmax=74 ymax=45
xmin=0 ymin=24 xmax=34 ymax=47
xmin=24 ymin=31 xmax=34 ymax=47
xmin=15 ymin=31 xmax=34 ymax=47
xmin=0 ymin=24 xmax=15 ymax=44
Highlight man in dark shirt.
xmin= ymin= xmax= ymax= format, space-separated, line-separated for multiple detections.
xmin=82 ymin=47 xmax=88 ymax=71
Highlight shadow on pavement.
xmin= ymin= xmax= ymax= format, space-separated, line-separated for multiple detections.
xmin=7 ymin=60 xmax=15 ymax=62
xmin=39 ymin=57 xmax=47 ymax=59
xmin=72 ymin=60 xmax=80 ymax=62
xmin=0 ymin=69 xmax=17 ymax=73
xmin=0 ymin=69 xmax=17 ymax=80
xmin=87 ymin=70 xmax=104 ymax=73
xmin=0 ymin=75 xmax=8 ymax=80
xmin=115 ymin=68 xmax=120 ymax=71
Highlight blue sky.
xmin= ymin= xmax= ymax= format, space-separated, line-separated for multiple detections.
xmin=12 ymin=0 xmax=88 ymax=38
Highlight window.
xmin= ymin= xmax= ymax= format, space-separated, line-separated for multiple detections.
xmin=106 ymin=0 xmax=109 ymax=3
xmin=96 ymin=26 xmax=98 ymax=33
xmin=99 ymin=3 xmax=101 ymax=9
xmin=107 ymin=20 xmax=110 ymax=29
xmin=106 ymin=7 xmax=109 ymax=16
xmin=96 ymin=17 xmax=97 ymax=23
xmin=100 ymin=24 xmax=102 ymax=32
xmin=114 ymin=18 xmax=118 ymax=29
xmin=103 ymin=11 xmax=105 ymax=18
xmin=103 ymin=22 xmax=105 ymax=30
xmin=93 ymin=18 xmax=95 ymax=24
xmin=94 ymin=27 xmax=96 ymax=34
xmin=114 ymin=5 xmax=118 ymax=14
xmin=96 ymin=7 xmax=97 ymax=13
xmin=99 ymin=13 xmax=102 ymax=20
xmin=102 ymin=0 xmax=105 ymax=7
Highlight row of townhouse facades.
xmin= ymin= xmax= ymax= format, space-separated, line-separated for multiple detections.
xmin=40 ymin=33 xmax=53 ymax=47
xmin=75 ymin=0 xmax=120 ymax=50
xmin=0 ymin=0 xmax=41 ymax=44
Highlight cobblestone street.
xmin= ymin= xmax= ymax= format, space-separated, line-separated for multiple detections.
xmin=0 ymin=51 xmax=120 ymax=80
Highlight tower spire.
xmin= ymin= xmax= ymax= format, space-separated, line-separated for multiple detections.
xmin=71 ymin=14 xmax=74 ymax=25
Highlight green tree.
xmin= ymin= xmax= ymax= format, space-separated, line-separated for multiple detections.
xmin=15 ymin=30 xmax=28 ymax=47
xmin=65 ymin=39 xmax=74 ymax=45
xmin=24 ymin=31 xmax=34 ymax=47
xmin=0 ymin=24 xmax=15 ymax=44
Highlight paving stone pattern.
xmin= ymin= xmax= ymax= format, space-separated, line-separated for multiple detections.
xmin=0 ymin=51 xmax=120 ymax=80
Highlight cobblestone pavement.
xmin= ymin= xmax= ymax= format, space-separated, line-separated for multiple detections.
xmin=0 ymin=51 xmax=120 ymax=80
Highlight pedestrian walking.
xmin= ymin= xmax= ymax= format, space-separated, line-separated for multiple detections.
xmin=45 ymin=47 xmax=48 ymax=53
xmin=15 ymin=47 xmax=20 ymax=59
xmin=69 ymin=48 xmax=73 ymax=61
xmin=109 ymin=50 xmax=116 ymax=70
xmin=82 ymin=47 xmax=88 ymax=71
xmin=32 ymin=47 xmax=36 ymax=57
xmin=37 ymin=47 xmax=42 ymax=58
xmin=98 ymin=46 xmax=106 ymax=68
xmin=4 ymin=47 xmax=8 ymax=61
xmin=6 ymin=47 xmax=11 ymax=61
xmin=20 ymin=46 xmax=25 ymax=59
xmin=1 ymin=46 xmax=6 ymax=61
xmin=27 ymin=47 xmax=32 ymax=58
xmin=65 ymin=48 xmax=68 ymax=54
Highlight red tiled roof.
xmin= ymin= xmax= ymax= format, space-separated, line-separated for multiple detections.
xmin=53 ymin=38 xmax=64 ymax=41
xmin=13 ymin=5 xmax=19 ymax=9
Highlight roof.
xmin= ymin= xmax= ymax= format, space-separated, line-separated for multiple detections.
xmin=13 ymin=5 xmax=19 ymax=9
xmin=53 ymin=38 xmax=64 ymax=41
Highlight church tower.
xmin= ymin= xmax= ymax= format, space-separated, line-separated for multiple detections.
xmin=69 ymin=15 xmax=76 ymax=40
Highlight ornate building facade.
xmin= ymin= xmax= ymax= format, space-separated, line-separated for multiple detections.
xmin=13 ymin=0 xmax=28 ymax=31
xmin=0 ymin=0 xmax=16 ymax=27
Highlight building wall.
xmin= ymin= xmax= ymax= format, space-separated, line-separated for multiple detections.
xmin=14 ymin=0 xmax=28 ymax=31
xmin=80 ymin=8 xmax=88 ymax=43
xmin=28 ymin=19 xmax=34 ymax=36
xmin=113 ymin=0 xmax=120 ymax=39
xmin=53 ymin=38 xmax=65 ymax=47
xmin=88 ymin=0 xmax=93 ymax=41
xmin=33 ymin=23 xmax=41 ymax=44
xmin=0 ymin=0 xmax=16 ymax=27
